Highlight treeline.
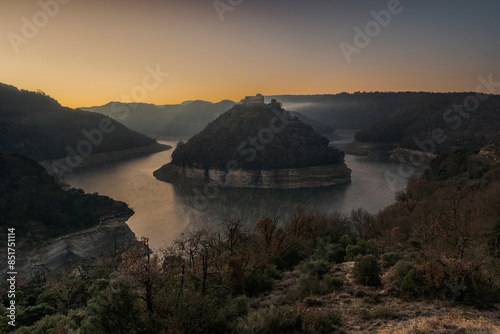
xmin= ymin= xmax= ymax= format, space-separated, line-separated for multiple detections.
xmin=171 ymin=103 xmax=344 ymax=171
xmin=354 ymin=93 xmax=500 ymax=154
xmin=0 ymin=83 xmax=156 ymax=161
xmin=268 ymin=92 xmax=428 ymax=129
xmin=0 ymin=153 xmax=132 ymax=238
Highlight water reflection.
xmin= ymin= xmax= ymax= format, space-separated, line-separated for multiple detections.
xmin=65 ymin=139 xmax=420 ymax=250
xmin=170 ymin=182 xmax=350 ymax=232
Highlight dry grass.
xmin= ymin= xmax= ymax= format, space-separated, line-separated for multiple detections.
xmin=381 ymin=312 xmax=500 ymax=333
xmin=248 ymin=261 xmax=500 ymax=333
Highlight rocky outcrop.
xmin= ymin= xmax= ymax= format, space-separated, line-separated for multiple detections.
xmin=390 ymin=148 xmax=437 ymax=168
xmin=3 ymin=216 xmax=136 ymax=276
xmin=154 ymin=163 xmax=351 ymax=189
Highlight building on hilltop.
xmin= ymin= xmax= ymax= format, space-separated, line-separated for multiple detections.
xmin=242 ymin=94 xmax=265 ymax=105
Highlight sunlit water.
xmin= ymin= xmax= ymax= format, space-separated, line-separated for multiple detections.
xmin=65 ymin=134 xmax=420 ymax=250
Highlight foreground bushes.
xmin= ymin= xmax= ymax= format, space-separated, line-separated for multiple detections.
xmin=353 ymin=255 xmax=381 ymax=287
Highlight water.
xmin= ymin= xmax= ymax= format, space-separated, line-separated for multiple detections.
xmin=65 ymin=135 xmax=419 ymax=250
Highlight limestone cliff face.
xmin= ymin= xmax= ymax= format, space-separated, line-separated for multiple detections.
xmin=3 ymin=216 xmax=135 ymax=276
xmin=155 ymin=163 xmax=351 ymax=189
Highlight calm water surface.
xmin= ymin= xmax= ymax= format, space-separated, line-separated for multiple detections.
xmin=65 ymin=136 xmax=419 ymax=250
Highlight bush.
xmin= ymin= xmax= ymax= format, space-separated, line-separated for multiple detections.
xmin=296 ymin=259 xmax=343 ymax=297
xmin=313 ymin=239 xmax=347 ymax=264
xmin=18 ymin=303 xmax=56 ymax=327
xmin=235 ymin=305 xmax=301 ymax=334
xmin=273 ymin=244 xmax=304 ymax=270
xmin=323 ymin=276 xmax=344 ymax=290
xmin=299 ymin=259 xmax=331 ymax=279
xmin=345 ymin=240 xmax=376 ymax=261
xmin=245 ymin=269 xmax=275 ymax=297
xmin=392 ymin=260 xmax=419 ymax=294
xmin=298 ymin=307 xmax=342 ymax=333
xmin=380 ymin=252 xmax=403 ymax=268
xmin=17 ymin=312 xmax=79 ymax=334
xmin=353 ymin=255 xmax=381 ymax=286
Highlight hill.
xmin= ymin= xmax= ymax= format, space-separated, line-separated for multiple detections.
xmin=353 ymin=93 xmax=500 ymax=154
xmin=81 ymin=99 xmax=334 ymax=137
xmin=81 ymin=100 xmax=236 ymax=138
xmin=267 ymin=92 xmax=428 ymax=130
xmin=0 ymin=83 xmax=159 ymax=161
xmin=83 ymin=92 xmax=433 ymax=139
xmin=0 ymin=152 xmax=132 ymax=239
xmin=170 ymin=102 xmax=344 ymax=171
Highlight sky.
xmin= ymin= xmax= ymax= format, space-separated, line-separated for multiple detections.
xmin=1 ymin=0 xmax=500 ymax=108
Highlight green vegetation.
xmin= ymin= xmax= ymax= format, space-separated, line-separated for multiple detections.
xmin=268 ymin=92 xmax=428 ymax=129
xmin=171 ymin=103 xmax=344 ymax=170
xmin=354 ymin=93 xmax=500 ymax=154
xmin=0 ymin=153 xmax=132 ymax=238
xmin=352 ymin=255 xmax=381 ymax=287
xmin=0 ymin=83 xmax=156 ymax=161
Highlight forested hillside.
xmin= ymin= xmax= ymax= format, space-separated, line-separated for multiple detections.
xmin=171 ymin=102 xmax=344 ymax=170
xmin=354 ymin=93 xmax=500 ymax=154
xmin=267 ymin=92 xmax=428 ymax=130
xmin=0 ymin=153 xmax=132 ymax=239
xmin=0 ymin=83 xmax=156 ymax=161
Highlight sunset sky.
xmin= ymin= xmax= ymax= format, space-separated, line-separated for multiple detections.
xmin=2 ymin=0 xmax=500 ymax=108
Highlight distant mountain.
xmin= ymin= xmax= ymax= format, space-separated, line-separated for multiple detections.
xmin=82 ymin=99 xmax=337 ymax=138
xmin=353 ymin=93 xmax=500 ymax=154
xmin=170 ymin=101 xmax=344 ymax=171
xmin=0 ymin=83 xmax=158 ymax=161
xmin=0 ymin=152 xmax=132 ymax=239
xmin=266 ymin=92 xmax=428 ymax=130
xmin=82 ymin=92 xmax=437 ymax=139
xmin=82 ymin=100 xmax=236 ymax=138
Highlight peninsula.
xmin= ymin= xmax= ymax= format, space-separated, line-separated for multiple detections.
xmin=154 ymin=96 xmax=351 ymax=189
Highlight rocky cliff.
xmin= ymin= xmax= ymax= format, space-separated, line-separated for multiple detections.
xmin=2 ymin=215 xmax=135 ymax=277
xmin=154 ymin=163 xmax=351 ymax=189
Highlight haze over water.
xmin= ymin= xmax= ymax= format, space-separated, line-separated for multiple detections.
xmin=65 ymin=135 xmax=419 ymax=250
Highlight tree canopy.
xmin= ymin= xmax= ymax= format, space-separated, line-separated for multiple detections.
xmin=171 ymin=103 xmax=344 ymax=170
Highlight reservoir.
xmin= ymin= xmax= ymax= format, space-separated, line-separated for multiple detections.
xmin=65 ymin=134 xmax=420 ymax=250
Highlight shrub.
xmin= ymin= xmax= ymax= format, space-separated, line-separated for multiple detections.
xmin=345 ymin=240 xmax=376 ymax=261
xmin=273 ymin=244 xmax=304 ymax=270
xmin=245 ymin=269 xmax=275 ymax=297
xmin=17 ymin=312 xmax=79 ymax=334
xmin=296 ymin=259 xmax=343 ymax=296
xmin=235 ymin=305 xmax=301 ymax=334
xmin=18 ymin=303 xmax=56 ymax=327
xmin=380 ymin=252 xmax=403 ymax=268
xmin=488 ymin=218 xmax=500 ymax=257
xmin=298 ymin=259 xmax=331 ymax=279
xmin=296 ymin=306 xmax=342 ymax=333
xmin=313 ymin=238 xmax=348 ymax=264
xmin=353 ymin=255 xmax=381 ymax=286
xmin=323 ymin=276 xmax=344 ymax=290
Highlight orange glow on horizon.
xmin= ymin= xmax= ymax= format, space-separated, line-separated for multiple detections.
xmin=2 ymin=1 xmax=499 ymax=109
